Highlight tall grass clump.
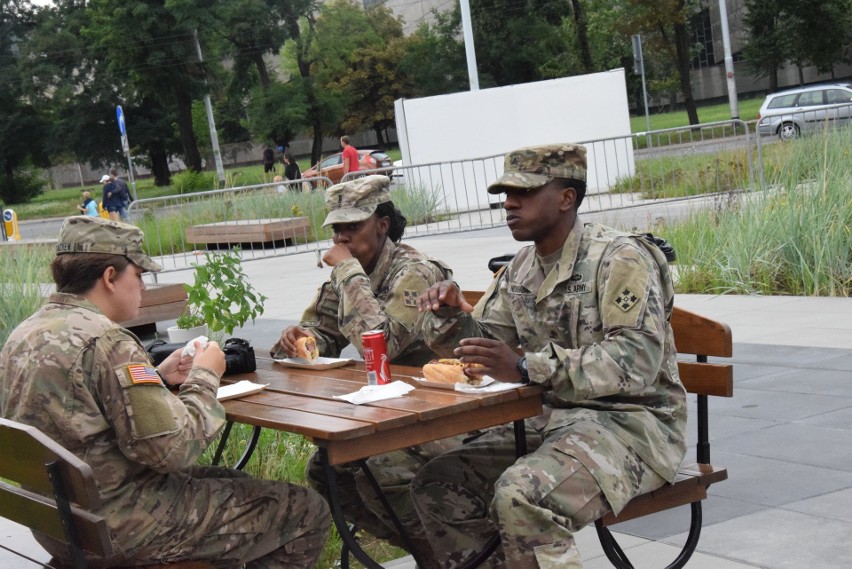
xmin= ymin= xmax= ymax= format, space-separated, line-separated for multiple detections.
xmin=669 ymin=128 xmax=851 ymax=296
xmin=0 ymin=245 xmax=53 ymax=345
xmin=612 ymin=149 xmax=752 ymax=199
xmin=391 ymin=183 xmax=446 ymax=225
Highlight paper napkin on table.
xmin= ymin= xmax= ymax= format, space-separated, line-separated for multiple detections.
xmin=455 ymin=380 xmax=520 ymax=393
xmin=335 ymin=380 xmax=415 ymax=405
xmin=217 ymin=380 xmax=268 ymax=401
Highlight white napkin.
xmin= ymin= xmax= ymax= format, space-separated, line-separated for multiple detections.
xmin=455 ymin=380 xmax=519 ymax=393
xmin=335 ymin=380 xmax=415 ymax=405
xmin=217 ymin=380 xmax=268 ymax=401
xmin=181 ymin=335 xmax=209 ymax=357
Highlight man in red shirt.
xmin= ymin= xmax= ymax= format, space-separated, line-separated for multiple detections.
xmin=341 ymin=135 xmax=360 ymax=176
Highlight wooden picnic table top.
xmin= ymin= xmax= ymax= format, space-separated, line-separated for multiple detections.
xmin=222 ymin=357 xmax=544 ymax=466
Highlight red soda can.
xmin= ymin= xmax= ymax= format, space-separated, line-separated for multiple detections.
xmin=362 ymin=329 xmax=391 ymax=385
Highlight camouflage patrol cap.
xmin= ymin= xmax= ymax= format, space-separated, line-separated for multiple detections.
xmin=487 ymin=143 xmax=587 ymax=194
xmin=55 ymin=216 xmax=161 ymax=272
xmin=322 ymin=175 xmax=392 ymax=227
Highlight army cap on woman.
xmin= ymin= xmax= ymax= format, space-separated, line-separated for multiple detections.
xmin=55 ymin=216 xmax=161 ymax=272
xmin=322 ymin=174 xmax=392 ymax=227
xmin=487 ymin=143 xmax=587 ymax=194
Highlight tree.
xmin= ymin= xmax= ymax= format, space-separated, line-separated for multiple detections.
xmin=787 ymin=0 xmax=852 ymax=78
xmin=620 ymin=0 xmax=700 ymax=125
xmin=400 ymin=11 xmax=468 ymax=97
xmin=0 ymin=0 xmax=49 ymax=204
xmin=86 ymin=0 xmax=212 ymax=172
xmin=742 ymin=0 xmax=791 ymax=91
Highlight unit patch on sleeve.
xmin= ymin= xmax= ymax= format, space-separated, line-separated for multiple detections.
xmin=126 ymin=364 xmax=162 ymax=385
xmin=614 ymin=288 xmax=639 ymax=312
xmin=403 ymin=289 xmax=419 ymax=307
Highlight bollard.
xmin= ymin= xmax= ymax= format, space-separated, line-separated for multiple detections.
xmin=2 ymin=209 xmax=21 ymax=241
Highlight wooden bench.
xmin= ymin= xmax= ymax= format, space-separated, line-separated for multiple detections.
xmin=462 ymin=290 xmax=733 ymax=569
xmin=120 ymin=283 xmax=188 ymax=337
xmin=185 ymin=217 xmax=310 ymax=248
xmin=0 ymin=417 xmax=213 ymax=569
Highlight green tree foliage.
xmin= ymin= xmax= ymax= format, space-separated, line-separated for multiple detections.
xmin=619 ymin=0 xmax=701 ymax=124
xmin=0 ymin=0 xmax=48 ymax=204
xmin=400 ymin=11 xmax=468 ymax=97
xmin=85 ymin=0 xmax=212 ymax=173
xmin=742 ymin=0 xmax=791 ymax=91
xmin=744 ymin=0 xmax=851 ymax=89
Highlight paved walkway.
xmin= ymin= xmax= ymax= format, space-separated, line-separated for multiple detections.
xmin=3 ymin=223 xmax=851 ymax=568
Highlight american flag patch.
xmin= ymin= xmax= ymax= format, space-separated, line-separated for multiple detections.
xmin=126 ymin=364 xmax=162 ymax=385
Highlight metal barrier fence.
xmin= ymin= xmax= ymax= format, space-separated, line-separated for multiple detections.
xmin=136 ymin=120 xmax=758 ymax=274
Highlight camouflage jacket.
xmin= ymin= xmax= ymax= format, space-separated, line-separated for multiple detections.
xmin=298 ymin=238 xmax=452 ymax=366
xmin=0 ymin=293 xmax=225 ymax=552
xmin=423 ymin=219 xmax=687 ymax=504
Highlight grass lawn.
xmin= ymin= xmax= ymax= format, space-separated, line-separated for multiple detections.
xmin=630 ymin=97 xmax=764 ymax=132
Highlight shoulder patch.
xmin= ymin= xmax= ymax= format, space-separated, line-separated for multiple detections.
xmin=125 ymin=363 xmax=162 ymax=385
xmin=403 ymin=289 xmax=419 ymax=307
xmin=614 ymin=288 xmax=639 ymax=312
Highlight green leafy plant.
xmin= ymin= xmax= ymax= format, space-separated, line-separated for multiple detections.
xmin=177 ymin=249 xmax=267 ymax=333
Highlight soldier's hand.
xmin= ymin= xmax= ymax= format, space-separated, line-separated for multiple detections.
xmin=194 ymin=340 xmax=226 ymax=377
xmin=454 ymin=337 xmax=524 ymax=383
xmin=157 ymin=347 xmax=194 ymax=387
xmin=322 ymin=243 xmax=353 ymax=267
xmin=277 ymin=326 xmax=315 ymax=358
xmin=417 ymin=280 xmax=474 ymax=313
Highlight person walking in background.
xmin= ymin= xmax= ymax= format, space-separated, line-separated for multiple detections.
xmin=100 ymin=174 xmax=122 ymax=222
xmin=414 ymin=143 xmax=685 ymax=568
xmin=0 ymin=216 xmax=330 ymax=569
xmin=284 ymin=154 xmax=301 ymax=182
xmin=109 ymin=168 xmax=131 ymax=221
xmin=78 ymin=191 xmax=99 ymax=217
xmin=262 ymin=145 xmax=275 ymax=174
xmin=340 ymin=135 xmax=359 ymax=177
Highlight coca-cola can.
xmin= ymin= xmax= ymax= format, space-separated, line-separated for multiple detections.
xmin=362 ymin=329 xmax=391 ymax=385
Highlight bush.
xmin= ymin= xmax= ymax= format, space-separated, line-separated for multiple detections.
xmin=0 ymin=169 xmax=45 ymax=204
xmin=0 ymin=245 xmax=53 ymax=345
xmin=171 ymin=170 xmax=216 ymax=194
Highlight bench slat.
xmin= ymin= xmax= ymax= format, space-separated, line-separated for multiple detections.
xmin=671 ymin=306 xmax=733 ymax=357
xmin=678 ymin=361 xmax=734 ymax=397
xmin=597 ymin=463 xmax=728 ymax=527
xmin=0 ymin=482 xmax=113 ymax=558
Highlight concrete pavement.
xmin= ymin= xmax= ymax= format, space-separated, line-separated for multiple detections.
xmin=2 ymin=222 xmax=851 ymax=568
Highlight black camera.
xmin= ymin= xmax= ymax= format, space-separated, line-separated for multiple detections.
xmin=222 ymin=338 xmax=256 ymax=375
xmin=146 ymin=337 xmax=256 ymax=376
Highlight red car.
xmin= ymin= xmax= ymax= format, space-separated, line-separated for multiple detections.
xmin=302 ymin=149 xmax=393 ymax=187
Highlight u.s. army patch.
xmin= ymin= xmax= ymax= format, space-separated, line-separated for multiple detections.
xmin=403 ymin=290 xmax=419 ymax=307
xmin=614 ymin=288 xmax=639 ymax=312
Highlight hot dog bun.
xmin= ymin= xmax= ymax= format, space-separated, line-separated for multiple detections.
xmin=422 ymin=358 xmax=484 ymax=385
xmin=295 ymin=336 xmax=319 ymax=362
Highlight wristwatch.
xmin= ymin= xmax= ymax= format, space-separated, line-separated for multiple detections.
xmin=516 ymin=357 xmax=530 ymax=384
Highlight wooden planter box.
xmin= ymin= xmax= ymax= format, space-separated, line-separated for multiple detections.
xmin=185 ymin=217 xmax=310 ymax=247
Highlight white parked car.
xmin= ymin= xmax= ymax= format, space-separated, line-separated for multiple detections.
xmin=756 ymin=83 xmax=852 ymax=140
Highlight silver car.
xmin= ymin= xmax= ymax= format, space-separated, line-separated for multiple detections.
xmin=756 ymin=83 xmax=852 ymax=140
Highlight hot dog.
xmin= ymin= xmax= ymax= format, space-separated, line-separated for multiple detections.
xmin=422 ymin=358 xmax=484 ymax=385
xmin=295 ymin=336 xmax=319 ymax=363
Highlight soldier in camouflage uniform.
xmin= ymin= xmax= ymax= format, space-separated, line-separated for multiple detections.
xmin=413 ymin=143 xmax=687 ymax=568
xmin=0 ymin=216 xmax=329 ymax=569
xmin=273 ymin=175 xmax=457 ymax=565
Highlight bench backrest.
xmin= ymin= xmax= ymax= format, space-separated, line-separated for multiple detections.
xmin=0 ymin=417 xmax=114 ymax=566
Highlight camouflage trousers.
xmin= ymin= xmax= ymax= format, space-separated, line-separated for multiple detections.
xmin=305 ymin=435 xmax=470 ymax=569
xmin=103 ymin=465 xmax=329 ymax=569
xmin=410 ymin=424 xmax=665 ymax=569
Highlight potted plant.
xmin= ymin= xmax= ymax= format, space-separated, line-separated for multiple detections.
xmin=167 ymin=249 xmax=267 ymax=343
